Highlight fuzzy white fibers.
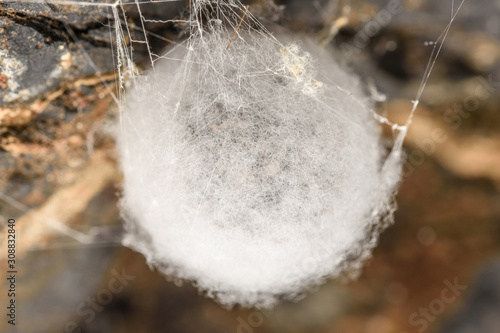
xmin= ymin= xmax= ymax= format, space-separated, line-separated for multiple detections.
xmin=119 ymin=13 xmax=402 ymax=308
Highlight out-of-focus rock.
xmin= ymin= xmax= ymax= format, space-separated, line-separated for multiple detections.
xmin=440 ymin=258 xmax=500 ymax=333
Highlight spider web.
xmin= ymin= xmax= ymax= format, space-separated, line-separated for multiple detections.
xmin=0 ymin=0 xmax=467 ymax=305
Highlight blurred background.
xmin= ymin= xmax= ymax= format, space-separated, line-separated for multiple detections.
xmin=1 ymin=0 xmax=500 ymax=332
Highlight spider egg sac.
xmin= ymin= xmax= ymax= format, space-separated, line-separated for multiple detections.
xmin=118 ymin=27 xmax=402 ymax=308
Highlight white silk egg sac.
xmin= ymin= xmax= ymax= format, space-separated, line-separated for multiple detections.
xmin=118 ymin=18 xmax=402 ymax=308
